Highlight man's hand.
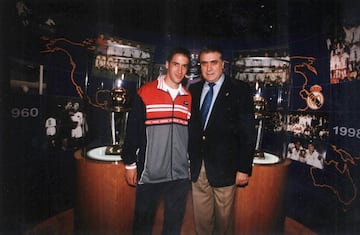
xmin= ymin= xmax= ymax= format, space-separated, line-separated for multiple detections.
xmin=235 ymin=172 xmax=249 ymax=186
xmin=125 ymin=168 xmax=137 ymax=186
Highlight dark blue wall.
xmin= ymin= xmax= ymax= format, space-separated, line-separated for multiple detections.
xmin=2 ymin=0 xmax=360 ymax=234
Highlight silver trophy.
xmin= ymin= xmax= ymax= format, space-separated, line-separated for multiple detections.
xmin=106 ymin=75 xmax=131 ymax=155
xmin=253 ymin=82 xmax=267 ymax=159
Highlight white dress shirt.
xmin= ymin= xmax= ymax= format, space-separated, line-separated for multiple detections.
xmin=200 ymin=74 xmax=225 ymax=128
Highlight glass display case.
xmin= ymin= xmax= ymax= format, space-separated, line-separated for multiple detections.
xmin=232 ymin=50 xmax=290 ymax=164
xmin=82 ymin=36 xmax=154 ymax=162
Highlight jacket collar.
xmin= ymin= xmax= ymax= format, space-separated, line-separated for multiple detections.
xmin=156 ymin=75 xmax=188 ymax=95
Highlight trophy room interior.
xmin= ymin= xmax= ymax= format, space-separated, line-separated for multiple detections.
xmin=1 ymin=0 xmax=360 ymax=234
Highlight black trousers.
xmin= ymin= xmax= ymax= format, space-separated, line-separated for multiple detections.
xmin=132 ymin=179 xmax=190 ymax=235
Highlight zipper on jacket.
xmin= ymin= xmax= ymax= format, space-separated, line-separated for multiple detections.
xmin=170 ymin=97 xmax=175 ymax=180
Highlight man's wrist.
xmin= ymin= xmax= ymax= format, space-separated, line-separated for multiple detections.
xmin=125 ymin=163 xmax=137 ymax=170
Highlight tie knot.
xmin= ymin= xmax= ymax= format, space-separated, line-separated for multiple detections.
xmin=208 ymin=83 xmax=215 ymax=88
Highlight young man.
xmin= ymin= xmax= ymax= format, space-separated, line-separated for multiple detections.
xmin=122 ymin=47 xmax=191 ymax=235
xmin=188 ymin=45 xmax=256 ymax=235
xmin=287 ymin=140 xmax=304 ymax=161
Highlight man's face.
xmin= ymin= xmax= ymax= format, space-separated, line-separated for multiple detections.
xmin=308 ymin=144 xmax=314 ymax=152
xmin=199 ymin=51 xmax=224 ymax=83
xmin=165 ymin=53 xmax=189 ymax=88
xmin=73 ymin=102 xmax=79 ymax=110
xmin=65 ymin=102 xmax=72 ymax=110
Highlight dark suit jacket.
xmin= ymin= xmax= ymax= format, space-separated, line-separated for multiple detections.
xmin=188 ymin=76 xmax=256 ymax=187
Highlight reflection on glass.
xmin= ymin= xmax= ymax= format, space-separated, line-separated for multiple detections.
xmin=232 ymin=53 xmax=290 ymax=161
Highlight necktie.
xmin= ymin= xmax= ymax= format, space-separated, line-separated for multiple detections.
xmin=200 ymin=83 xmax=215 ymax=128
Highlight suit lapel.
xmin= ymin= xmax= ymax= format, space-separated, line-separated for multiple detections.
xmin=193 ymin=80 xmax=205 ymax=111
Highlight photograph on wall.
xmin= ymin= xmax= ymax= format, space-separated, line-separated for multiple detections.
xmin=327 ymin=24 xmax=360 ymax=84
xmin=92 ymin=33 xmax=153 ymax=81
xmin=44 ymin=96 xmax=87 ymax=151
xmin=286 ymin=111 xmax=329 ymax=142
xmin=287 ymin=137 xmax=327 ymax=169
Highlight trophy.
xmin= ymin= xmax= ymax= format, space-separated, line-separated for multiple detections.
xmin=253 ymin=82 xmax=267 ymax=159
xmin=186 ymin=52 xmax=200 ymax=80
xmin=105 ymin=73 xmax=131 ymax=155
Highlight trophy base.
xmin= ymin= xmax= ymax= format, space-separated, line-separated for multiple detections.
xmin=105 ymin=145 xmax=123 ymax=155
xmin=254 ymin=150 xmax=265 ymax=159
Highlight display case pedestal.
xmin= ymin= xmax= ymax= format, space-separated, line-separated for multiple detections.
xmin=74 ymin=150 xmax=135 ymax=235
xmin=234 ymin=159 xmax=291 ymax=235
xmin=75 ymin=150 xmax=290 ymax=235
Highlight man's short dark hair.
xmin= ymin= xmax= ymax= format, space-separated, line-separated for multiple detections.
xmin=200 ymin=45 xmax=224 ymax=60
xmin=166 ymin=47 xmax=191 ymax=62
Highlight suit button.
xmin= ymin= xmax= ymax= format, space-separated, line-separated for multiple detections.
xmin=202 ymin=135 xmax=206 ymax=140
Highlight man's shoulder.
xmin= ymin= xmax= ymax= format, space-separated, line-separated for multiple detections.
xmin=138 ymin=79 xmax=158 ymax=93
xmin=222 ymin=77 xmax=250 ymax=95
xmin=188 ymin=79 xmax=203 ymax=91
